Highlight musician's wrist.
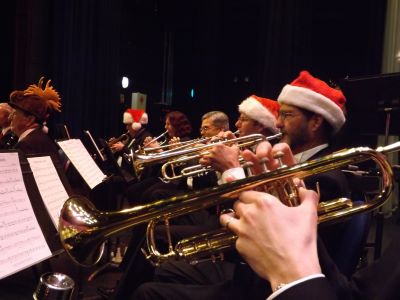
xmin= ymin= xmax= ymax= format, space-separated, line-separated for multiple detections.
xmin=269 ymin=260 xmax=321 ymax=292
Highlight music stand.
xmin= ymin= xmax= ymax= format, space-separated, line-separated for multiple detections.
xmin=340 ymin=72 xmax=400 ymax=260
xmin=84 ymin=130 xmax=106 ymax=163
xmin=0 ymin=150 xmax=65 ymax=281
xmin=340 ymin=72 xmax=400 ymax=144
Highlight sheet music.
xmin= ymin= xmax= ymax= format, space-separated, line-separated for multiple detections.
xmin=57 ymin=139 xmax=106 ymax=189
xmin=0 ymin=152 xmax=52 ymax=280
xmin=27 ymin=156 xmax=70 ymax=229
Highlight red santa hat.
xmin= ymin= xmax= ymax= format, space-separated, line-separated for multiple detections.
xmin=238 ymin=95 xmax=280 ymax=133
xmin=123 ymin=109 xmax=148 ymax=130
xmin=277 ymin=70 xmax=346 ymax=132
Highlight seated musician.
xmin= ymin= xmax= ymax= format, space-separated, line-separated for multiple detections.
xmin=199 ymin=95 xmax=280 ymax=177
xmin=205 ymin=71 xmax=350 ymax=255
xmin=123 ymin=110 xmax=193 ymax=205
xmin=110 ymin=108 xmax=152 ymax=181
xmin=8 ymin=77 xmax=62 ymax=157
xmin=220 ymin=148 xmax=400 ymax=300
xmin=111 ymin=108 xmax=152 ymax=155
xmin=124 ymin=97 xmax=280 ymax=299
xmin=111 ymin=111 xmax=230 ymax=298
xmin=0 ymin=102 xmax=17 ymax=149
xmin=131 ymin=72 xmax=355 ymax=300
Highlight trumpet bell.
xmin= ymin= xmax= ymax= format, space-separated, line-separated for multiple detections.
xmin=59 ymin=196 xmax=106 ymax=267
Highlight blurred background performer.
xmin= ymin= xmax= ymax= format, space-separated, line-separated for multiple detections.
xmin=123 ymin=110 xmax=193 ymax=206
xmin=111 ymin=108 xmax=151 ymax=154
xmin=129 ymin=96 xmax=281 ymax=300
xmin=0 ymin=102 xmax=17 ymax=149
xmin=199 ymin=95 xmax=280 ymax=178
xmin=199 ymin=111 xmax=230 ymax=138
xmin=8 ymin=77 xmax=62 ymax=157
xmin=111 ymin=108 xmax=152 ymax=181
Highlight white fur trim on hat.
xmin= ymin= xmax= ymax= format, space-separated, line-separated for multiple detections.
xmin=140 ymin=112 xmax=148 ymax=124
xmin=238 ymin=97 xmax=278 ymax=133
xmin=277 ymin=85 xmax=345 ymax=132
xmin=123 ymin=112 xmax=133 ymax=124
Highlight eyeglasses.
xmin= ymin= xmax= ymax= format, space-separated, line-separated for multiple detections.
xmin=278 ymin=111 xmax=299 ymax=121
xmin=237 ymin=116 xmax=251 ymax=123
xmin=200 ymin=126 xmax=213 ymax=132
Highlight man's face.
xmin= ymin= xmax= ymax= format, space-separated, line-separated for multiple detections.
xmin=126 ymin=123 xmax=137 ymax=136
xmin=235 ymin=113 xmax=264 ymax=137
xmin=200 ymin=118 xmax=222 ymax=137
xmin=0 ymin=108 xmax=10 ymax=128
xmin=276 ymin=104 xmax=312 ymax=153
xmin=10 ymin=109 xmax=34 ymax=137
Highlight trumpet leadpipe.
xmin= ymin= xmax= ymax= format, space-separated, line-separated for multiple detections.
xmin=143 ymin=130 xmax=169 ymax=148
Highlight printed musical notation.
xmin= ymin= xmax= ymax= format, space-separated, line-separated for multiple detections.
xmin=0 ymin=152 xmax=52 ymax=280
xmin=57 ymin=139 xmax=107 ymax=189
xmin=27 ymin=156 xmax=70 ymax=229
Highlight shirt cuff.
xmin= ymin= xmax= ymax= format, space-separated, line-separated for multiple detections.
xmin=219 ymin=167 xmax=246 ymax=184
xmin=266 ymin=274 xmax=325 ymax=300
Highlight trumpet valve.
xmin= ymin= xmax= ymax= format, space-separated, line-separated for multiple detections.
xmin=259 ymin=157 xmax=270 ymax=173
xmin=273 ymin=151 xmax=287 ymax=169
xmin=242 ymin=161 xmax=254 ymax=177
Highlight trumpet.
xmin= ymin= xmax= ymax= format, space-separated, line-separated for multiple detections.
xmin=107 ymin=131 xmax=130 ymax=148
xmin=142 ymin=130 xmax=241 ymax=155
xmin=161 ymin=133 xmax=282 ymax=181
xmin=140 ymin=130 xmax=169 ymax=153
xmin=130 ymin=133 xmax=281 ymax=179
xmin=59 ymin=141 xmax=400 ymax=267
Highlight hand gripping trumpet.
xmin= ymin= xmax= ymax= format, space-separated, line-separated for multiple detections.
xmin=59 ymin=141 xmax=400 ymax=267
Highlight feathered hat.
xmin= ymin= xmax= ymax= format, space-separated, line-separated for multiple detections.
xmin=9 ymin=77 xmax=61 ymax=123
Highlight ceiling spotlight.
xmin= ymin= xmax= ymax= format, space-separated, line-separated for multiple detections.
xmin=122 ymin=76 xmax=129 ymax=89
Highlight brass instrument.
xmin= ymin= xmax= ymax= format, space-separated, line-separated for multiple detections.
xmin=107 ymin=131 xmax=130 ymax=149
xmin=59 ymin=141 xmax=400 ymax=267
xmin=142 ymin=136 xmax=210 ymax=155
xmin=142 ymin=130 xmax=240 ymax=155
xmin=130 ymin=133 xmax=281 ymax=179
xmin=140 ymin=130 xmax=169 ymax=152
xmin=161 ymin=133 xmax=282 ymax=181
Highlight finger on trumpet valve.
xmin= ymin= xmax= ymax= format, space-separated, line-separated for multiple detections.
xmin=242 ymin=161 xmax=254 ymax=177
xmin=259 ymin=157 xmax=270 ymax=173
xmin=273 ymin=151 xmax=287 ymax=168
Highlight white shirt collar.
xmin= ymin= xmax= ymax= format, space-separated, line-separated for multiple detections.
xmin=294 ymin=143 xmax=329 ymax=163
xmin=18 ymin=128 xmax=38 ymax=142
xmin=1 ymin=126 xmax=11 ymax=135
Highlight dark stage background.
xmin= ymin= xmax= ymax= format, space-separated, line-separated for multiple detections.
xmin=1 ymin=0 xmax=396 ymax=148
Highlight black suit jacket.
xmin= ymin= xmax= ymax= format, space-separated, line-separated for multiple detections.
xmin=304 ymin=145 xmax=350 ymax=202
xmin=275 ymin=277 xmax=338 ymax=300
xmin=0 ymin=129 xmax=18 ymax=149
xmin=303 ymin=146 xmax=353 ymax=263
xmin=14 ymin=128 xmax=60 ymax=158
xmin=277 ymin=231 xmax=400 ymax=300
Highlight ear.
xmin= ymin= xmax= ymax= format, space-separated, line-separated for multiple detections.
xmin=25 ymin=115 xmax=37 ymax=126
xmin=309 ymin=114 xmax=324 ymax=132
